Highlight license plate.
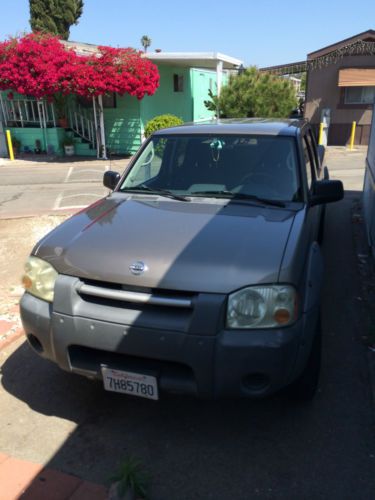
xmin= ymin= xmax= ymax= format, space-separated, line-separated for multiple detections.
xmin=101 ymin=367 xmax=159 ymax=400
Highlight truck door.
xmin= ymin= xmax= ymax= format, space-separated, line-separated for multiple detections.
xmin=363 ymin=109 xmax=375 ymax=258
xmin=303 ymin=130 xmax=324 ymax=243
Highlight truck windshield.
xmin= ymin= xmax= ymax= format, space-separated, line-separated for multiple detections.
xmin=120 ymin=134 xmax=301 ymax=202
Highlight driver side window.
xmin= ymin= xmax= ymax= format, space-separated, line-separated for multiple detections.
xmin=123 ymin=139 xmax=165 ymax=188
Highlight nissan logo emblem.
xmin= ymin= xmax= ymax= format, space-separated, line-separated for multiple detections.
xmin=129 ymin=261 xmax=148 ymax=276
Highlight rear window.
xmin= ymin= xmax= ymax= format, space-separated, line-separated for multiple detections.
xmin=121 ymin=134 xmax=301 ymax=202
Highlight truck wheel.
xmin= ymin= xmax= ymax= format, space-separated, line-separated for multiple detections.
xmin=287 ymin=320 xmax=322 ymax=401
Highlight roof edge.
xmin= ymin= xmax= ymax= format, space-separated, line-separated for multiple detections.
xmin=145 ymin=51 xmax=243 ymax=66
xmin=307 ymin=29 xmax=375 ymax=59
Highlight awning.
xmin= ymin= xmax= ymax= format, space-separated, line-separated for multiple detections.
xmin=338 ymin=68 xmax=375 ymax=87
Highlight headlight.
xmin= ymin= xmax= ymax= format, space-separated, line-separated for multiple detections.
xmin=22 ymin=256 xmax=58 ymax=303
xmin=226 ymin=285 xmax=297 ymax=329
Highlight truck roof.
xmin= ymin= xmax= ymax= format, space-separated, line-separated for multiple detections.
xmin=154 ymin=118 xmax=307 ymax=137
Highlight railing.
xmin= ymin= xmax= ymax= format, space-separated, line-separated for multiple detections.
xmin=0 ymin=94 xmax=99 ymax=156
xmin=0 ymin=95 xmax=56 ymax=128
xmin=67 ymin=104 xmax=97 ymax=150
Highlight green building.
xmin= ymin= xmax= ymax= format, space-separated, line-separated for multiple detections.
xmin=0 ymin=45 xmax=242 ymax=158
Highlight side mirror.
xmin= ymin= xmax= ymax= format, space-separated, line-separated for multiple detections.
xmin=310 ymin=179 xmax=344 ymax=206
xmin=103 ymin=171 xmax=121 ymax=190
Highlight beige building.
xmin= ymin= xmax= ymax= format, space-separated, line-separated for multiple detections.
xmin=305 ymin=30 xmax=375 ymax=145
xmin=260 ymin=30 xmax=375 ymax=145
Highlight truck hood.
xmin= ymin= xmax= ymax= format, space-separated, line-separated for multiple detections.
xmin=34 ymin=194 xmax=296 ymax=294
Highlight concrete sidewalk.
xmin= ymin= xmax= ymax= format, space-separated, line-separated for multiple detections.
xmin=0 ymin=452 xmax=107 ymax=500
xmin=0 ymin=145 xmax=369 ymax=499
xmin=0 ymin=337 xmax=110 ymax=500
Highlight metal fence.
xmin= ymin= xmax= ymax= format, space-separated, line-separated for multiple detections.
xmin=0 ymin=95 xmax=56 ymax=128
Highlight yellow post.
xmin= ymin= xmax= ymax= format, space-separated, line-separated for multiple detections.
xmin=318 ymin=122 xmax=324 ymax=145
xmin=6 ymin=130 xmax=14 ymax=161
xmin=349 ymin=121 xmax=356 ymax=150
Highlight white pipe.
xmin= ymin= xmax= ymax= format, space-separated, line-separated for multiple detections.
xmin=216 ymin=60 xmax=223 ymax=96
xmin=98 ymin=94 xmax=107 ymax=159
xmin=17 ymin=101 xmax=24 ymax=127
xmin=51 ymin=103 xmax=56 ymax=127
xmin=216 ymin=60 xmax=223 ymax=118
xmin=93 ymin=96 xmax=100 ymax=158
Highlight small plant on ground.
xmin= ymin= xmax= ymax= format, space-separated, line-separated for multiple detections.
xmin=144 ymin=114 xmax=183 ymax=138
xmin=62 ymin=137 xmax=74 ymax=147
xmin=109 ymin=456 xmax=150 ymax=500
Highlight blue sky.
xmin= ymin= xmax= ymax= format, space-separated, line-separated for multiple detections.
xmin=1 ymin=1 xmax=375 ymax=67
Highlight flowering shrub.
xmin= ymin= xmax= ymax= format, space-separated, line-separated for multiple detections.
xmin=0 ymin=33 xmax=76 ymax=98
xmin=0 ymin=33 xmax=159 ymax=100
xmin=73 ymin=46 xmax=160 ymax=99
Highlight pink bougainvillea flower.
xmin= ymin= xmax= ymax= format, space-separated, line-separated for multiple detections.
xmin=0 ymin=33 xmax=159 ymax=101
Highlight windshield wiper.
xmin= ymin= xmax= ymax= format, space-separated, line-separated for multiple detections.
xmin=122 ymin=185 xmax=190 ymax=202
xmin=191 ymin=190 xmax=286 ymax=207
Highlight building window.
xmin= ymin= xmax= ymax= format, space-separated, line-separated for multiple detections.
xmin=173 ymin=74 xmax=184 ymax=92
xmin=102 ymin=93 xmax=117 ymax=108
xmin=344 ymin=86 xmax=375 ymax=104
xmin=77 ymin=93 xmax=117 ymax=109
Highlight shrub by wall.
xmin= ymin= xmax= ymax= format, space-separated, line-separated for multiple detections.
xmin=144 ymin=114 xmax=183 ymax=137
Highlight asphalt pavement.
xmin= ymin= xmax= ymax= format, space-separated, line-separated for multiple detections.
xmin=0 ymin=156 xmax=130 ymax=218
xmin=0 ymin=147 xmax=375 ymax=499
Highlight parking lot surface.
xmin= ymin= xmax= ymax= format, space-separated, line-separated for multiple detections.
xmin=1 ymin=148 xmax=375 ymax=499
xmin=0 ymin=156 xmax=130 ymax=217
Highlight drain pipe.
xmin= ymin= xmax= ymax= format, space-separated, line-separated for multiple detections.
xmin=92 ymin=96 xmax=100 ymax=159
xmin=98 ymin=95 xmax=107 ymax=159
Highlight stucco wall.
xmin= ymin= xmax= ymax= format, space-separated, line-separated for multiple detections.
xmin=305 ymin=54 xmax=375 ymax=144
xmin=140 ymin=65 xmax=193 ymax=128
xmin=104 ymin=94 xmax=141 ymax=155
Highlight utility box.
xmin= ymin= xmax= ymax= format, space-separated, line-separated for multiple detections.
xmin=320 ymin=108 xmax=331 ymax=146
xmin=363 ymin=106 xmax=375 ymax=259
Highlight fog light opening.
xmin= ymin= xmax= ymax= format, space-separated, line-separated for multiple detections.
xmin=242 ymin=373 xmax=270 ymax=392
xmin=27 ymin=334 xmax=44 ymax=354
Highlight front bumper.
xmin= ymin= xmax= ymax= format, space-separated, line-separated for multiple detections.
xmin=20 ymin=277 xmax=319 ymax=399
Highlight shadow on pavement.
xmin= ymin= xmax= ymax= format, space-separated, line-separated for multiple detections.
xmin=1 ymin=339 xmax=320 ymax=499
xmin=1 ymin=191 xmax=375 ymax=499
xmin=12 ymin=154 xmax=130 ymax=164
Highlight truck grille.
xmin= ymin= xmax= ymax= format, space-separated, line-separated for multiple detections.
xmin=77 ymin=279 xmax=196 ymax=309
xmin=74 ymin=279 xmax=196 ymax=332
xmin=68 ymin=345 xmax=197 ymax=395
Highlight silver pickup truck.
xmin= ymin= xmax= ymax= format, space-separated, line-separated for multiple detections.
xmin=20 ymin=119 xmax=343 ymax=401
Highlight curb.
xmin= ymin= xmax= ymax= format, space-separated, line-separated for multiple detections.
xmin=0 ymin=453 xmax=108 ymax=499
xmin=0 ymin=327 xmax=24 ymax=352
